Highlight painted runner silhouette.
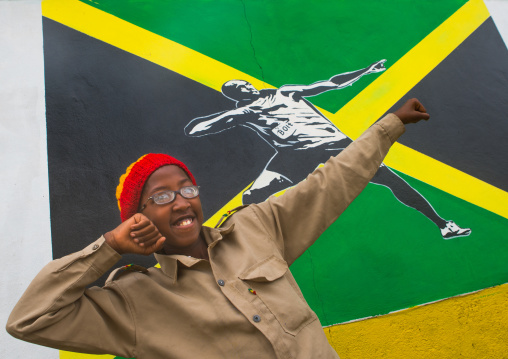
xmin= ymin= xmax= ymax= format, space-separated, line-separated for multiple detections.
xmin=185 ymin=60 xmax=471 ymax=239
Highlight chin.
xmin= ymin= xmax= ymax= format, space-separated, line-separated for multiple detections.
xmin=165 ymin=233 xmax=201 ymax=251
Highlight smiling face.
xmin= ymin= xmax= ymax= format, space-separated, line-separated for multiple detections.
xmin=139 ymin=165 xmax=204 ymax=255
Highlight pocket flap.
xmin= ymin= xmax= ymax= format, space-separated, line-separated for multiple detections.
xmin=239 ymin=255 xmax=288 ymax=282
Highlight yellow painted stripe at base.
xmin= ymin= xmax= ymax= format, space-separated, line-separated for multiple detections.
xmin=329 ymin=0 xmax=490 ymax=139
xmin=325 ymin=283 xmax=508 ymax=359
xmin=41 ymin=0 xmax=274 ymax=93
xmin=60 ymin=352 xmax=114 ymax=359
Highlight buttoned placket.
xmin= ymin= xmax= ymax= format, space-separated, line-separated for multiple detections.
xmin=154 ymin=225 xmax=294 ymax=359
xmin=206 ymin=226 xmax=293 ymax=359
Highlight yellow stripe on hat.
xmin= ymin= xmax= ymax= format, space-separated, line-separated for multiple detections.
xmin=116 ymin=154 xmax=148 ymax=212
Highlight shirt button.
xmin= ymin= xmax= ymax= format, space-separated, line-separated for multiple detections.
xmin=253 ymin=315 xmax=261 ymax=323
xmin=92 ymin=244 xmax=99 ymax=250
xmin=218 ymin=279 xmax=225 ymax=286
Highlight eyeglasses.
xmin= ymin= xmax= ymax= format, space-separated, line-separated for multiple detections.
xmin=140 ymin=185 xmax=200 ymax=211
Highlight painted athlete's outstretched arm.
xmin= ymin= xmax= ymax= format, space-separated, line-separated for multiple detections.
xmin=186 ymin=59 xmax=387 ymax=136
xmin=280 ymin=59 xmax=386 ymax=98
xmin=185 ymin=107 xmax=258 ymax=137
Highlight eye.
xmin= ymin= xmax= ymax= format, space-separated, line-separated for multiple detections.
xmin=153 ymin=191 xmax=173 ymax=204
xmin=181 ymin=186 xmax=199 ymax=198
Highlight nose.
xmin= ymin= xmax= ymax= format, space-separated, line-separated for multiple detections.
xmin=172 ymin=193 xmax=191 ymax=211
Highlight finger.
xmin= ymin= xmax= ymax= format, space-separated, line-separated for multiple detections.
xmin=136 ymin=228 xmax=161 ymax=243
xmin=131 ymin=213 xmax=144 ymax=224
xmin=130 ymin=217 xmax=152 ymax=231
xmin=151 ymin=237 xmax=166 ymax=252
xmin=133 ymin=228 xmax=160 ymax=243
xmin=414 ymin=101 xmax=428 ymax=114
xmin=419 ymin=112 xmax=430 ymax=121
xmin=407 ymin=111 xmax=430 ymax=123
xmin=139 ymin=233 xmax=164 ymax=248
xmin=130 ymin=221 xmax=157 ymax=237
xmin=408 ymin=98 xmax=427 ymax=113
xmin=136 ymin=237 xmax=166 ymax=256
xmin=141 ymin=236 xmax=166 ymax=255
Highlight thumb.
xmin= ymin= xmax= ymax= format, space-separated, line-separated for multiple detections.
xmin=417 ymin=111 xmax=430 ymax=121
xmin=152 ymin=237 xmax=166 ymax=253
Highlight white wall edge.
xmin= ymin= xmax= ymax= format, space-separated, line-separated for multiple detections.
xmin=0 ymin=1 xmax=57 ymax=358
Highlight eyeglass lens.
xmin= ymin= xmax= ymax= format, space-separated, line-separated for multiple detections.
xmin=152 ymin=186 xmax=199 ymax=205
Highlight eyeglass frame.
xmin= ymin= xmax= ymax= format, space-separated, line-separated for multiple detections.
xmin=139 ymin=185 xmax=200 ymax=211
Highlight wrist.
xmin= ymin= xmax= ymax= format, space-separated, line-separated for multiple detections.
xmin=104 ymin=231 xmax=123 ymax=255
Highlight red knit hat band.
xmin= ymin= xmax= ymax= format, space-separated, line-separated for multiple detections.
xmin=116 ymin=153 xmax=196 ymax=222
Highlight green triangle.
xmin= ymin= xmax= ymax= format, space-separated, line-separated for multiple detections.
xmin=291 ymin=169 xmax=508 ymax=325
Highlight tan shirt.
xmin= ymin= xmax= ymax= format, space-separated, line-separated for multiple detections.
xmin=6 ymin=114 xmax=405 ymax=359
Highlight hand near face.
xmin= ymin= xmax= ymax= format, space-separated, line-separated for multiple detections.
xmin=104 ymin=213 xmax=166 ymax=255
xmin=393 ymin=98 xmax=430 ymax=124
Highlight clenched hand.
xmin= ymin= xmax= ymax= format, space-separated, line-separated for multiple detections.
xmin=104 ymin=213 xmax=166 ymax=255
xmin=393 ymin=98 xmax=430 ymax=124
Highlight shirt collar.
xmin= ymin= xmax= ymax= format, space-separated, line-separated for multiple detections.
xmin=153 ymin=224 xmax=235 ymax=283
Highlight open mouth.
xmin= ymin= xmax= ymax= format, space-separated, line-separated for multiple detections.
xmin=173 ymin=217 xmax=194 ymax=228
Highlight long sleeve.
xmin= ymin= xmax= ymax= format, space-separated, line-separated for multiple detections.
xmin=252 ymin=113 xmax=406 ymax=265
xmin=6 ymin=236 xmax=136 ymax=358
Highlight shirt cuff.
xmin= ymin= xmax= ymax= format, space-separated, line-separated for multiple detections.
xmin=87 ymin=236 xmax=123 ymax=274
xmin=377 ymin=113 xmax=406 ymax=144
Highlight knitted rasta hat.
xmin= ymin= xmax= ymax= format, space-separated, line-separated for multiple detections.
xmin=116 ymin=153 xmax=196 ymax=222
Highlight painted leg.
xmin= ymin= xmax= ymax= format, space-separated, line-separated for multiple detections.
xmin=371 ymin=166 xmax=471 ymax=239
xmin=242 ymin=170 xmax=293 ymax=204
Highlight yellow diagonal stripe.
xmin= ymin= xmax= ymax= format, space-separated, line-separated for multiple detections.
xmin=384 ymin=143 xmax=508 ymax=219
xmin=41 ymin=0 xmax=274 ymax=92
xmin=42 ymin=0 xmax=508 ymax=221
xmin=329 ymin=0 xmax=490 ymax=138
xmin=204 ymin=183 xmax=251 ymax=227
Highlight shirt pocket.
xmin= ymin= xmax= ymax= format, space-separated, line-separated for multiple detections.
xmin=238 ymin=255 xmax=317 ymax=336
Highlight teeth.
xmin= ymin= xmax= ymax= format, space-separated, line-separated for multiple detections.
xmin=175 ymin=218 xmax=193 ymax=227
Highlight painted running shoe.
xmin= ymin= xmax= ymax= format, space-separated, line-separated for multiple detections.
xmin=440 ymin=221 xmax=471 ymax=239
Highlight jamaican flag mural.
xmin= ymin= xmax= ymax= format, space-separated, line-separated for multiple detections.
xmin=37 ymin=0 xmax=508 ymax=357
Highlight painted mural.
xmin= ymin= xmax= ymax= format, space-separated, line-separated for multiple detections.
xmin=185 ymin=64 xmax=470 ymax=239
xmin=3 ymin=0 xmax=507 ymax=358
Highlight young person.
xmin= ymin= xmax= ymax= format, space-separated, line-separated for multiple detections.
xmin=7 ymin=99 xmax=429 ymax=358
